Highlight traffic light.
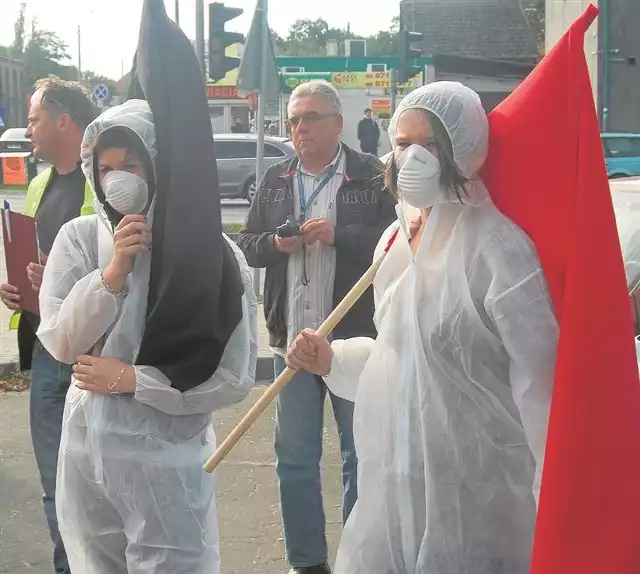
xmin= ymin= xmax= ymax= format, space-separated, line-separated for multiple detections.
xmin=208 ymin=3 xmax=243 ymax=82
xmin=398 ymin=28 xmax=423 ymax=85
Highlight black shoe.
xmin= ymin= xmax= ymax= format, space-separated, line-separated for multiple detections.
xmin=288 ymin=564 xmax=331 ymax=574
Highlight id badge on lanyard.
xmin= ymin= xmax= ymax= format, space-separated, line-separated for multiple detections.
xmin=297 ymin=152 xmax=341 ymax=223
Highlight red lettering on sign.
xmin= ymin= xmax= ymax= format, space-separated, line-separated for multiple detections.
xmin=207 ymin=85 xmax=240 ymax=99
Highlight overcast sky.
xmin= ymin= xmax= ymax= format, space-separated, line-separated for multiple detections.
xmin=0 ymin=0 xmax=399 ymax=79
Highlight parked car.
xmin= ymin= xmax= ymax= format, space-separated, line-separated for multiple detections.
xmin=214 ymin=134 xmax=295 ymax=202
xmin=0 ymin=127 xmax=31 ymax=155
xmin=601 ymin=132 xmax=640 ymax=179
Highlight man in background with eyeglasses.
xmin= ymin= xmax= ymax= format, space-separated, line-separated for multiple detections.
xmin=0 ymin=76 xmax=97 ymax=574
xmin=239 ymin=80 xmax=396 ymax=574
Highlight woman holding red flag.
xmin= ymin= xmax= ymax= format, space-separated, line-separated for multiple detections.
xmin=286 ymin=82 xmax=559 ymax=573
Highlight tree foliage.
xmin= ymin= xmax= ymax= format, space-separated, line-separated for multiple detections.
xmin=521 ymin=0 xmax=545 ymax=55
xmin=0 ymin=2 xmax=116 ymax=102
xmin=273 ymin=17 xmax=400 ymax=58
xmin=11 ymin=2 xmax=27 ymax=58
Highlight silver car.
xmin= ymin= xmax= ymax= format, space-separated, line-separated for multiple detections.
xmin=214 ymin=133 xmax=295 ymax=202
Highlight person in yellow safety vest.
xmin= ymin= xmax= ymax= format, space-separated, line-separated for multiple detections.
xmin=0 ymin=76 xmax=97 ymax=574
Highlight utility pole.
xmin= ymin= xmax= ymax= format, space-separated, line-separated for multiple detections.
xmin=77 ymin=25 xmax=82 ymax=83
xmin=175 ymin=0 xmax=180 ymax=26
xmin=601 ymin=0 xmax=610 ymax=131
xmin=390 ymin=68 xmax=398 ymax=116
xmin=255 ymin=0 xmax=269 ymax=191
xmin=196 ymin=0 xmax=206 ymax=77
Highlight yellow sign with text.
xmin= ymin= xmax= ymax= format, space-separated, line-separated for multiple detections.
xmin=330 ymin=71 xmax=417 ymax=90
xmin=331 ymin=71 xmax=389 ymax=89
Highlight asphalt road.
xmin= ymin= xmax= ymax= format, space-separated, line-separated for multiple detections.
xmin=0 ymin=194 xmax=250 ymax=226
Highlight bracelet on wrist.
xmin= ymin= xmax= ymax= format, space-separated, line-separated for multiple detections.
xmin=108 ymin=365 xmax=134 ymax=397
xmin=100 ymin=270 xmax=125 ymax=296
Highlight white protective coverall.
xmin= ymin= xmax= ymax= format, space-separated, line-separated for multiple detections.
xmin=37 ymin=100 xmax=258 ymax=574
xmin=323 ymin=83 xmax=559 ymax=573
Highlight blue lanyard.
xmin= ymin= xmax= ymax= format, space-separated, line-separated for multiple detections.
xmin=297 ymin=149 xmax=342 ymax=221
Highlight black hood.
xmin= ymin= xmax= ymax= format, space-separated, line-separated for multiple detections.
xmin=126 ymin=0 xmax=244 ymax=392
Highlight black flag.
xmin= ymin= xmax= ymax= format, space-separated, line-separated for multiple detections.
xmin=127 ymin=0 xmax=244 ymax=391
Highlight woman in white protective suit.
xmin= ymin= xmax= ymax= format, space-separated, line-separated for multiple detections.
xmin=286 ymin=81 xmax=559 ymax=573
xmin=36 ymin=99 xmax=257 ymax=573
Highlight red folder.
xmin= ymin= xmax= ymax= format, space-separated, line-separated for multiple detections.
xmin=1 ymin=206 xmax=40 ymax=315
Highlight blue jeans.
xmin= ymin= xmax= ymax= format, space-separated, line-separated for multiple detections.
xmin=274 ymin=355 xmax=358 ymax=568
xmin=30 ymin=341 xmax=73 ymax=574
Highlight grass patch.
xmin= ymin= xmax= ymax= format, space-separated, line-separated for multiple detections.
xmin=223 ymin=222 xmax=243 ymax=234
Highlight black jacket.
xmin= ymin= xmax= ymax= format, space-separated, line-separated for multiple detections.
xmin=357 ymin=117 xmax=380 ymax=149
xmin=238 ymin=145 xmax=397 ymax=348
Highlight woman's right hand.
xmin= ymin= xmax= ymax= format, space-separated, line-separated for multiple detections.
xmin=102 ymin=214 xmax=150 ymax=292
xmin=285 ymin=329 xmax=333 ymax=376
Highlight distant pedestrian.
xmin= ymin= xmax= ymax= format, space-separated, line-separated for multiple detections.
xmin=357 ymin=107 xmax=380 ymax=155
xmin=231 ymin=117 xmax=243 ymax=133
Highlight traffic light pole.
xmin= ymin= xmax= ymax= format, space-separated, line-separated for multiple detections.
xmin=255 ymin=1 xmax=269 ymax=190
xmin=390 ymin=68 xmax=398 ymax=116
xmin=196 ymin=0 xmax=206 ymax=77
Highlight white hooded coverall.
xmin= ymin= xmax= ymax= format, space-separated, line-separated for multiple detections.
xmin=37 ymin=100 xmax=257 ymax=574
xmin=323 ymin=83 xmax=559 ymax=573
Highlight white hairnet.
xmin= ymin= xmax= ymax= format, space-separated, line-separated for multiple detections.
xmin=81 ymin=99 xmax=156 ymax=193
xmin=389 ymin=82 xmax=489 ymax=178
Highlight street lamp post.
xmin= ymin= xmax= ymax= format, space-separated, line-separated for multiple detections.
xmin=195 ymin=0 xmax=206 ymax=77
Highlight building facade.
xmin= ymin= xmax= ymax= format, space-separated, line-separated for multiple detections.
xmin=0 ymin=57 xmax=27 ymax=129
xmin=604 ymin=0 xmax=639 ymax=132
xmin=546 ymin=0 xmax=639 ymax=132
xmin=400 ymin=0 xmax=539 ymax=63
xmin=273 ymin=56 xmax=532 ymax=153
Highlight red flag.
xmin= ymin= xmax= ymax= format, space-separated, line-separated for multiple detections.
xmin=483 ymin=4 xmax=640 ymax=572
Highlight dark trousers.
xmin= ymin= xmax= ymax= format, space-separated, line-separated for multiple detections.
xmin=30 ymin=341 xmax=73 ymax=574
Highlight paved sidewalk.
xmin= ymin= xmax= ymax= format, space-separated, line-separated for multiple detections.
xmin=0 ymin=388 xmax=343 ymax=573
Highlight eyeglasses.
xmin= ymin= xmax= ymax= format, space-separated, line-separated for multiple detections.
xmin=287 ymin=112 xmax=337 ymax=129
xmin=42 ymin=93 xmax=84 ymax=126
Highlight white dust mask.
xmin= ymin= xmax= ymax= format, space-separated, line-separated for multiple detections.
xmin=102 ymin=170 xmax=149 ymax=215
xmin=396 ymin=144 xmax=447 ymax=209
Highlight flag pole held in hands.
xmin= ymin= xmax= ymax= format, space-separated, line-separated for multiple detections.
xmin=203 ymin=228 xmax=400 ymax=473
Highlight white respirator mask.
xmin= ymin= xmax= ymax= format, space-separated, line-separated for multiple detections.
xmin=102 ymin=170 xmax=149 ymax=215
xmin=396 ymin=144 xmax=448 ymax=209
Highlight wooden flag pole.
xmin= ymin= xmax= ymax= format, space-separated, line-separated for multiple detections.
xmin=203 ymin=229 xmax=399 ymax=473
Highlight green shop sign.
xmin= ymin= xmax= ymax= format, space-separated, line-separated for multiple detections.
xmin=281 ymin=73 xmax=332 ymax=93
